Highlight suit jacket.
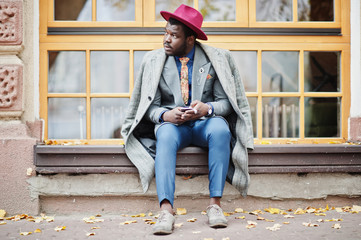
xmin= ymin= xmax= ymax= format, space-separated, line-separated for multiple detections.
xmin=121 ymin=42 xmax=254 ymax=196
xmin=145 ymin=44 xmax=232 ymax=132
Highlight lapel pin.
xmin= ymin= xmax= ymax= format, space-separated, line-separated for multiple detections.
xmin=199 ymin=68 xmax=204 ymax=73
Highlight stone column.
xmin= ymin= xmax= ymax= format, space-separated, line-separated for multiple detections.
xmin=0 ymin=0 xmax=40 ymax=215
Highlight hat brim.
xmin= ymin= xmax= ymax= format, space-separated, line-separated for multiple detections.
xmin=160 ymin=11 xmax=208 ymax=40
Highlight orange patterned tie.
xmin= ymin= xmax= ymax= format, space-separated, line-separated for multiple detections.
xmin=179 ymin=57 xmax=190 ymax=105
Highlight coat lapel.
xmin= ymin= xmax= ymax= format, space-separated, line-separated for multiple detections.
xmin=162 ymin=56 xmax=183 ymax=105
xmin=192 ymin=45 xmax=211 ymax=101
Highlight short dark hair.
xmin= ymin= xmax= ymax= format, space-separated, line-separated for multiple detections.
xmin=168 ymin=17 xmax=196 ymax=39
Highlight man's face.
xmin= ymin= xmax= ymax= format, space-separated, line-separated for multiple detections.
xmin=163 ymin=22 xmax=188 ymax=57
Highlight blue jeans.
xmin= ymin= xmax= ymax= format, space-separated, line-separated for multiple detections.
xmin=155 ymin=117 xmax=231 ymax=207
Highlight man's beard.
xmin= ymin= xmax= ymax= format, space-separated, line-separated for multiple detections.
xmin=165 ymin=40 xmax=188 ymax=57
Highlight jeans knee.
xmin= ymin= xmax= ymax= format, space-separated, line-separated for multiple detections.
xmin=208 ymin=119 xmax=231 ymax=141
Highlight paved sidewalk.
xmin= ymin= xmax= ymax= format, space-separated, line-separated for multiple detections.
xmin=1 ymin=206 xmax=361 ymax=240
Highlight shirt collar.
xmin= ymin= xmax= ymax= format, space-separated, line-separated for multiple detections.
xmin=175 ymin=45 xmax=195 ymax=62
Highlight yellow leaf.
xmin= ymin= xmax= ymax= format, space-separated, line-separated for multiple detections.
xmin=20 ymin=232 xmax=32 ymax=236
xmin=257 ymin=216 xmax=265 ymax=221
xmin=148 ymin=212 xmax=153 ymax=216
xmin=283 ymin=222 xmax=290 ymax=224
xmin=176 ymin=208 xmax=187 ymax=215
xmin=34 ymin=229 xmax=42 ymax=233
xmin=234 ymin=208 xmax=244 ymax=213
xmin=326 ymin=204 xmax=330 ymax=210
xmin=328 ymin=141 xmax=342 ymax=144
xmin=91 ymin=227 xmax=100 ymax=229
xmin=332 ymin=223 xmax=341 ymax=229
xmin=201 ymin=211 xmax=207 ymax=215
xmin=260 ymin=140 xmax=272 ymax=145
xmin=315 ymin=213 xmax=326 ymax=216
xmin=26 ymin=168 xmax=33 ymax=176
xmin=265 ymin=219 xmax=275 ymax=222
xmin=187 ymin=218 xmax=197 ymax=222
xmin=119 ymin=220 xmax=137 ymax=225
xmin=86 ymin=232 xmax=96 ymax=236
xmin=0 ymin=221 xmax=7 ymax=225
xmin=224 ymin=212 xmax=233 ymax=216
xmin=235 ymin=216 xmax=245 ymax=219
xmin=294 ymin=208 xmax=306 ymax=215
xmin=352 ymin=205 xmax=361 ymax=213
xmin=0 ymin=209 xmax=6 ymax=219
xmin=54 ymin=226 xmax=66 ymax=232
xmin=250 ymin=210 xmax=263 ymax=215
xmin=264 ymin=208 xmax=281 ymax=214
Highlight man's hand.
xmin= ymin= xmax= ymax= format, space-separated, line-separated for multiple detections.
xmin=162 ymin=108 xmax=187 ymax=124
xmin=180 ymin=100 xmax=209 ymax=121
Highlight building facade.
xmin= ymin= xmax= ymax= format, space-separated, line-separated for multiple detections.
xmin=1 ymin=0 xmax=361 ymax=215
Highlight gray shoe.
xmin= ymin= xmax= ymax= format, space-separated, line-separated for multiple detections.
xmin=152 ymin=210 xmax=175 ymax=235
xmin=206 ymin=204 xmax=228 ymax=228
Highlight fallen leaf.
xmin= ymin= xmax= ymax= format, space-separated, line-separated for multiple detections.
xmin=120 ymin=220 xmax=137 ymax=225
xmin=266 ymin=223 xmax=282 ymax=231
xmin=54 ymin=226 xmax=66 ymax=232
xmin=177 ymin=208 xmax=187 ymax=215
xmin=95 ymin=214 xmax=102 ymax=217
xmin=34 ymin=229 xmax=42 ymax=233
xmin=20 ymin=232 xmax=32 ymax=236
xmin=265 ymin=208 xmax=281 ymax=214
xmin=187 ymin=218 xmax=197 ymax=222
xmin=131 ymin=213 xmax=146 ymax=218
xmin=192 ymin=231 xmax=201 ymax=234
xmin=182 ymin=175 xmax=192 ymax=180
xmin=26 ymin=168 xmax=33 ymax=176
xmin=265 ymin=219 xmax=275 ymax=222
xmin=352 ymin=205 xmax=361 ymax=213
xmin=260 ymin=140 xmax=272 ymax=145
xmin=257 ymin=216 xmax=265 ymax=221
xmin=294 ymin=208 xmax=306 ymax=215
xmin=0 ymin=221 xmax=6 ymax=225
xmin=91 ymin=227 xmax=100 ymax=229
xmin=201 ymin=211 xmax=207 ymax=215
xmin=332 ymin=223 xmax=341 ymax=229
xmin=306 ymin=208 xmax=316 ymax=213
xmin=235 ymin=208 xmax=244 ymax=213
xmin=284 ymin=214 xmax=295 ymax=218
xmin=325 ymin=218 xmax=343 ymax=222
xmin=86 ymin=232 xmax=95 ymax=236
xmin=302 ymin=222 xmax=319 ymax=227
xmin=317 ymin=219 xmax=324 ymax=223
xmin=246 ymin=221 xmax=257 ymax=229
xmin=315 ymin=213 xmax=326 ymax=216
xmin=0 ymin=209 xmax=6 ymax=218
xmin=203 ymin=238 xmax=214 ymax=240
xmin=224 ymin=212 xmax=233 ymax=216
xmin=283 ymin=222 xmax=290 ymax=224
xmin=235 ymin=216 xmax=245 ymax=219
xmin=148 ymin=212 xmax=153 ymax=216
xmin=174 ymin=223 xmax=183 ymax=228
xmin=222 ymin=238 xmax=231 ymax=240
xmin=250 ymin=210 xmax=263 ymax=215
xmin=335 ymin=208 xmax=343 ymax=213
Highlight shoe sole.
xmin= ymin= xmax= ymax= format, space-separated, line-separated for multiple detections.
xmin=153 ymin=229 xmax=173 ymax=235
xmin=209 ymin=222 xmax=228 ymax=228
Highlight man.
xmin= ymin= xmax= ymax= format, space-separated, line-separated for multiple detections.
xmin=121 ymin=4 xmax=254 ymax=235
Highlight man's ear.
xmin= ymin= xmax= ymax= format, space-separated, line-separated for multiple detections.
xmin=187 ymin=35 xmax=195 ymax=46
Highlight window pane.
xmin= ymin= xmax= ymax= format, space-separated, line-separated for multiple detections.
xmin=134 ymin=51 xmax=148 ymax=80
xmin=199 ymin=0 xmax=236 ymax=21
xmin=262 ymin=97 xmax=299 ymax=138
xmin=48 ymin=98 xmax=86 ymax=139
xmin=97 ymin=0 xmax=135 ymax=21
xmin=48 ymin=51 xmax=86 ymax=93
xmin=54 ymin=0 xmax=91 ymax=21
xmin=262 ymin=51 xmax=299 ymax=92
xmin=155 ymin=0 xmax=194 ymax=21
xmin=91 ymin=51 xmax=129 ymax=93
xmin=298 ymin=0 xmax=334 ymax=21
xmin=231 ymin=51 xmax=257 ymax=92
xmin=91 ymin=98 xmax=130 ymax=139
xmin=248 ymin=97 xmax=258 ymax=138
xmin=304 ymin=51 xmax=340 ymax=92
xmin=305 ymin=97 xmax=340 ymax=137
xmin=256 ymin=0 xmax=292 ymax=21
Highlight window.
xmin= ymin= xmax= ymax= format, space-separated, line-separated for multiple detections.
xmin=40 ymin=0 xmax=350 ymax=144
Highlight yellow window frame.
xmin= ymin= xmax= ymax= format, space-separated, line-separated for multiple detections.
xmin=39 ymin=0 xmax=351 ymax=145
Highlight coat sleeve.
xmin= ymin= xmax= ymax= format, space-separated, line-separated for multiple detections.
xmin=225 ymin=50 xmax=254 ymax=150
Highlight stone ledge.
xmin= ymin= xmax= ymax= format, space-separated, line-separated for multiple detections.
xmin=34 ymin=144 xmax=361 ymax=174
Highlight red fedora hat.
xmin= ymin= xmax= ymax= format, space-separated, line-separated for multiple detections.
xmin=160 ymin=4 xmax=208 ymax=40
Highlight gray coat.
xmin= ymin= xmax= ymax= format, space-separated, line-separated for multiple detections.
xmin=121 ymin=42 xmax=254 ymax=196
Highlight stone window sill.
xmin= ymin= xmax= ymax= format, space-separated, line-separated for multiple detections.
xmin=34 ymin=144 xmax=361 ymax=175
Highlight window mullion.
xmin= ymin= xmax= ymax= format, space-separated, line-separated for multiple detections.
xmin=86 ymin=50 xmax=91 ymax=140
xmin=92 ymin=0 xmax=97 ymax=22
xmin=293 ymin=0 xmax=298 ymax=23
xmin=299 ymin=50 xmax=305 ymax=139
xmin=257 ymin=50 xmax=262 ymax=140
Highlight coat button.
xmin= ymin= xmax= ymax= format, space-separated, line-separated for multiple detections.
xmin=148 ymin=96 xmax=152 ymax=101
xmin=135 ymin=119 xmax=139 ymax=123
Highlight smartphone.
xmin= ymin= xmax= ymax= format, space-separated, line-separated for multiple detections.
xmin=180 ymin=107 xmax=197 ymax=114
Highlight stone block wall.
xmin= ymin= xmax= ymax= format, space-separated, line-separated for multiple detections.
xmin=0 ymin=0 xmax=40 ymax=215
